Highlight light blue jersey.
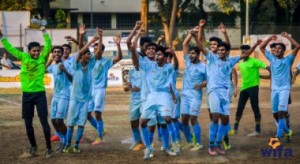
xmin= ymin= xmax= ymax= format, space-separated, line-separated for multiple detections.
xmin=139 ymin=55 xmax=154 ymax=101
xmin=70 ymin=55 xmax=95 ymax=102
xmin=171 ymin=69 xmax=180 ymax=97
xmin=182 ymin=54 xmax=207 ymax=95
xmin=265 ymin=50 xmax=294 ymax=90
xmin=47 ymin=62 xmax=72 ymax=99
xmin=206 ymin=50 xmax=240 ymax=93
xmin=92 ymin=57 xmax=114 ymax=88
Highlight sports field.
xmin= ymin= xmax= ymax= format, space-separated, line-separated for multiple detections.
xmin=0 ymin=82 xmax=300 ymax=163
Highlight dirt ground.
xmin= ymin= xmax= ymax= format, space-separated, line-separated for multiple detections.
xmin=0 ymin=84 xmax=300 ymax=164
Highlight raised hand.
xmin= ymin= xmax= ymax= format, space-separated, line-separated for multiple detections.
xmin=58 ymin=63 xmax=66 ymax=72
xmin=96 ymin=28 xmax=103 ymax=38
xmin=131 ymin=86 xmax=141 ymax=92
xmin=218 ymin=22 xmax=227 ymax=33
xmin=199 ymin=19 xmax=206 ymax=27
xmin=165 ymin=48 xmax=175 ymax=54
xmin=135 ymin=21 xmax=143 ymax=29
xmin=255 ymin=39 xmax=263 ymax=45
xmin=270 ymin=34 xmax=277 ymax=40
xmin=79 ymin=24 xmax=86 ymax=35
xmin=157 ymin=35 xmax=165 ymax=42
xmin=138 ymin=28 xmax=146 ymax=36
xmin=113 ymin=33 xmax=121 ymax=45
xmin=64 ymin=35 xmax=74 ymax=41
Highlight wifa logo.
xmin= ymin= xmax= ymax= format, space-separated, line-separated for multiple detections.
xmin=261 ymin=138 xmax=293 ymax=158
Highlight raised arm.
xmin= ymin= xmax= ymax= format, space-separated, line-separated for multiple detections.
xmin=40 ymin=26 xmax=52 ymax=60
xmin=76 ymin=35 xmax=99 ymax=63
xmin=0 ymin=30 xmax=25 ymax=60
xmin=183 ymin=33 xmax=193 ymax=55
xmin=241 ymin=40 xmax=262 ymax=60
xmin=65 ymin=35 xmax=79 ymax=45
xmin=194 ymin=32 xmax=208 ymax=56
xmin=260 ymin=66 xmax=271 ymax=79
xmin=156 ymin=35 xmax=165 ymax=45
xmin=198 ymin=19 xmax=206 ymax=43
xmin=218 ymin=22 xmax=230 ymax=47
xmin=45 ymin=53 xmax=53 ymax=68
xmin=94 ymin=28 xmax=103 ymax=59
xmin=78 ymin=24 xmax=86 ymax=49
xmin=126 ymin=21 xmax=143 ymax=49
xmin=132 ymin=28 xmax=146 ymax=59
xmin=281 ymin=32 xmax=300 ymax=57
xmin=259 ymin=35 xmax=277 ymax=54
xmin=113 ymin=33 xmax=123 ymax=64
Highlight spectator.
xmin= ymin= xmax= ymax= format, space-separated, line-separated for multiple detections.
xmin=1 ymin=52 xmax=13 ymax=70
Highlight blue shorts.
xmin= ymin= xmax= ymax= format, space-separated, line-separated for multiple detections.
xmin=171 ymin=94 xmax=181 ymax=119
xmin=67 ymin=100 xmax=89 ymax=126
xmin=140 ymin=101 xmax=160 ymax=126
xmin=92 ymin=88 xmax=106 ymax=112
xmin=130 ymin=99 xmax=142 ymax=121
xmin=271 ymin=90 xmax=290 ymax=113
xmin=87 ymin=100 xmax=94 ymax=112
xmin=208 ymin=88 xmax=230 ymax=115
xmin=141 ymin=92 xmax=172 ymax=124
xmin=50 ymin=97 xmax=69 ymax=119
xmin=181 ymin=90 xmax=202 ymax=116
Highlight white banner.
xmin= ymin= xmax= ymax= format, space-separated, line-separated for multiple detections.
xmin=0 ymin=70 xmax=54 ymax=88
xmin=0 ymin=68 xmax=123 ymax=88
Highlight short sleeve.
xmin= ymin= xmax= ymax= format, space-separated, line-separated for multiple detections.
xmin=229 ymin=56 xmax=240 ymax=68
xmin=286 ymin=54 xmax=295 ymax=66
xmin=47 ymin=64 xmax=53 ymax=73
xmin=264 ymin=50 xmax=273 ymax=61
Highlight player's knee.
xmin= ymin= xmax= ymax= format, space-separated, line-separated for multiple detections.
xmin=164 ymin=116 xmax=172 ymax=123
xmin=68 ymin=126 xmax=74 ymax=129
xmin=190 ymin=116 xmax=198 ymax=125
xmin=278 ymin=112 xmax=285 ymax=118
xmin=140 ymin=119 xmax=148 ymax=127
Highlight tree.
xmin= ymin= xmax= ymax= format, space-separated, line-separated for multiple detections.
xmin=141 ymin=0 xmax=149 ymax=34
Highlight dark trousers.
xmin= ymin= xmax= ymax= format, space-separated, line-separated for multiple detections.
xmin=22 ymin=91 xmax=51 ymax=149
xmin=235 ymin=86 xmax=261 ymax=123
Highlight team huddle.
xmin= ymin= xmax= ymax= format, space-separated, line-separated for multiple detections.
xmin=0 ymin=19 xmax=300 ymax=160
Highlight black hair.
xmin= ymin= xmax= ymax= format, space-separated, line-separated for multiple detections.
xmin=209 ymin=37 xmax=222 ymax=44
xmin=155 ymin=45 xmax=168 ymax=57
xmin=217 ymin=42 xmax=231 ymax=51
xmin=51 ymin=46 xmax=64 ymax=53
xmin=240 ymin=45 xmax=251 ymax=50
xmin=188 ymin=46 xmax=200 ymax=55
xmin=270 ymin=43 xmax=276 ymax=48
xmin=275 ymin=43 xmax=286 ymax=51
xmin=82 ymin=49 xmax=90 ymax=55
xmin=28 ymin=42 xmax=40 ymax=51
xmin=62 ymin=44 xmax=72 ymax=51
xmin=145 ymin=42 xmax=157 ymax=49
xmin=94 ymin=43 xmax=105 ymax=51
xmin=140 ymin=36 xmax=152 ymax=46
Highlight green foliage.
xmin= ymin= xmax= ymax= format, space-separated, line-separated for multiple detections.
xmin=55 ymin=9 xmax=66 ymax=28
xmin=0 ymin=0 xmax=37 ymax=10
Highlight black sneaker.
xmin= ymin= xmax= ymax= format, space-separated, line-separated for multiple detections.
xmin=29 ymin=146 xmax=37 ymax=157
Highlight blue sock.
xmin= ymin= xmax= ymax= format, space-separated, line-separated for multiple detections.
xmin=216 ymin=124 xmax=227 ymax=144
xmin=89 ymin=117 xmax=97 ymax=129
xmin=192 ymin=124 xmax=201 ymax=144
xmin=162 ymin=127 xmax=170 ymax=149
xmin=75 ymin=127 xmax=84 ymax=147
xmin=276 ymin=118 xmax=286 ymax=138
xmin=97 ymin=120 xmax=104 ymax=138
xmin=209 ymin=122 xmax=218 ymax=147
xmin=132 ymin=128 xmax=141 ymax=143
xmin=167 ymin=123 xmax=176 ymax=144
xmin=55 ymin=131 xmax=62 ymax=139
xmin=61 ymin=134 xmax=66 ymax=144
xmin=177 ymin=121 xmax=183 ymax=131
xmin=182 ymin=125 xmax=192 ymax=143
xmin=174 ymin=121 xmax=181 ymax=142
xmin=157 ymin=126 xmax=162 ymax=141
xmin=141 ymin=127 xmax=151 ymax=148
xmin=66 ymin=128 xmax=74 ymax=146
xmin=149 ymin=132 xmax=154 ymax=145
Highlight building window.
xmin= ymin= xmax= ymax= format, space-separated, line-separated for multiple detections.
xmin=83 ymin=13 xmax=111 ymax=29
xmin=70 ymin=14 xmax=78 ymax=28
xmin=116 ymin=13 xmax=140 ymax=29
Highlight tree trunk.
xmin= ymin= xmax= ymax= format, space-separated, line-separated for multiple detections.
xmin=169 ymin=0 xmax=178 ymax=48
xmin=141 ymin=0 xmax=148 ymax=34
xmin=38 ymin=0 xmax=50 ymax=18
xmin=273 ymin=0 xmax=287 ymax=25
xmin=198 ymin=0 xmax=207 ymax=19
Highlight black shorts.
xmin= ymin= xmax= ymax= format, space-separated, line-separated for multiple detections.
xmin=22 ymin=91 xmax=48 ymax=119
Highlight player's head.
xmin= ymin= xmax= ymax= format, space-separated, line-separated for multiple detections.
xmin=275 ymin=42 xmax=286 ymax=57
xmin=209 ymin=37 xmax=222 ymax=53
xmin=51 ymin=46 xmax=63 ymax=62
xmin=240 ymin=45 xmax=251 ymax=54
xmin=155 ymin=45 xmax=167 ymax=65
xmin=145 ymin=42 xmax=157 ymax=60
xmin=2 ymin=52 xmax=7 ymax=59
xmin=270 ymin=43 xmax=277 ymax=54
xmin=28 ymin=42 xmax=41 ymax=59
xmin=62 ymin=44 xmax=72 ymax=59
xmin=188 ymin=46 xmax=200 ymax=63
xmin=93 ymin=43 xmax=105 ymax=54
xmin=81 ymin=49 xmax=91 ymax=63
xmin=140 ymin=36 xmax=152 ymax=53
xmin=217 ymin=42 xmax=230 ymax=59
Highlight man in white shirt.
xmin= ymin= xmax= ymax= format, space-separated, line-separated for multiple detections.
xmin=1 ymin=52 xmax=13 ymax=70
